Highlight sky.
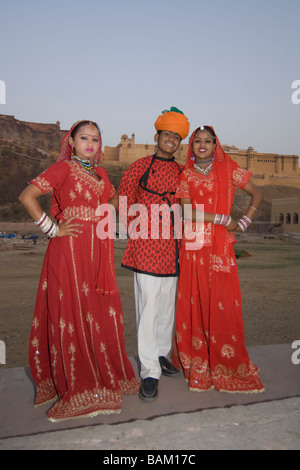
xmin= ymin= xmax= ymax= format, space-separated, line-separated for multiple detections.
xmin=0 ymin=0 xmax=299 ymax=156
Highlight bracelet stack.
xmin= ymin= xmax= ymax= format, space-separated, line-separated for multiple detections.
xmin=214 ymin=214 xmax=232 ymax=227
xmin=35 ymin=212 xmax=59 ymax=238
xmin=237 ymin=215 xmax=252 ymax=232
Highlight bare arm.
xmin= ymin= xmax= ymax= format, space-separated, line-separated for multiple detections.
xmin=234 ymin=181 xmax=263 ymax=232
xmin=180 ymin=198 xmax=238 ymax=231
xmin=19 ymin=184 xmax=83 ymax=237
xmin=242 ymin=180 xmax=263 ymax=218
xmin=108 ymin=195 xmax=119 ymax=209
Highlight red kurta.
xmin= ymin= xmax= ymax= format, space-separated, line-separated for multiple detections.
xmin=29 ymin=160 xmax=139 ymax=421
xmin=171 ymin=160 xmax=265 ymax=393
xmin=118 ymin=155 xmax=183 ymax=276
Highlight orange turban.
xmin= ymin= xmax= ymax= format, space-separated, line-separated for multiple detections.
xmin=154 ymin=106 xmax=190 ymax=140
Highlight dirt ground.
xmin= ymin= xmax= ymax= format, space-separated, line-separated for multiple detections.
xmin=0 ymin=223 xmax=300 ymax=369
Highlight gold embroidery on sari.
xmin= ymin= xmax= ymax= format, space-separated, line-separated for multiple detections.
xmin=221 ymin=344 xmax=235 ymax=359
xmin=82 ymin=282 xmax=89 ymax=296
xmin=34 ymin=378 xmax=57 ymax=407
xmin=33 ymin=175 xmax=53 ymax=194
xmin=51 ymin=344 xmax=58 ymax=380
xmin=68 ymin=322 xmax=74 ymax=336
xmin=62 ymin=205 xmax=101 ymax=222
xmin=32 ymin=336 xmax=42 ymax=379
xmin=109 ymin=306 xmax=127 ymax=380
xmin=84 ymin=190 xmax=92 ymax=202
xmin=192 ymin=336 xmax=202 ymax=350
xmin=68 ymin=342 xmax=76 ymax=390
xmin=176 ymin=331 xmax=182 ymax=343
xmin=46 ymin=386 xmax=122 ymax=421
xmin=91 ymin=225 xmax=94 ymax=261
xmin=75 ymin=182 xmax=82 ymax=194
xmin=100 ymin=342 xmax=116 ymax=387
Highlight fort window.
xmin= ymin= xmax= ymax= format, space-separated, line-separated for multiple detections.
xmin=279 ymin=213 xmax=284 ymax=223
xmin=293 ymin=213 xmax=299 ymax=224
xmin=286 ymin=213 xmax=291 ymax=224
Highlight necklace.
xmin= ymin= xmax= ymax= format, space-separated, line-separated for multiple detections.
xmin=71 ymin=155 xmax=95 ymax=175
xmin=194 ymin=157 xmax=214 ymax=176
xmin=194 ymin=162 xmax=213 ymax=176
xmin=195 ymin=157 xmax=214 ymax=164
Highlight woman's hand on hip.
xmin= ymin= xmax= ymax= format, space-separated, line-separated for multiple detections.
xmin=57 ymin=217 xmax=83 ymax=237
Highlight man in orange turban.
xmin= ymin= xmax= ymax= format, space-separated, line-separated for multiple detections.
xmin=118 ymin=106 xmax=189 ymax=402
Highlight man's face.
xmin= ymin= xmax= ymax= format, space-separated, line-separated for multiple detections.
xmin=155 ymin=130 xmax=181 ymax=157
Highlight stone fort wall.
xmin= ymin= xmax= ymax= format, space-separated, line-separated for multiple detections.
xmin=103 ymin=133 xmax=300 ymax=188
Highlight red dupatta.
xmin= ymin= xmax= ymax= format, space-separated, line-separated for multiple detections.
xmin=186 ymin=127 xmax=236 ymax=273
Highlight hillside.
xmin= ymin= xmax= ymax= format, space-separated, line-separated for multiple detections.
xmin=0 ymin=114 xmax=65 ymax=154
xmin=0 ymin=138 xmax=54 ymax=220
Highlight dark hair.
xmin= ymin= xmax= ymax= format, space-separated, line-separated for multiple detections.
xmin=194 ymin=126 xmax=216 ymax=143
xmin=70 ymin=120 xmax=100 ymax=139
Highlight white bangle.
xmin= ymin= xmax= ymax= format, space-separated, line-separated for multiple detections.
xmin=225 ymin=216 xmax=232 ymax=227
xmin=214 ymin=214 xmax=231 ymax=226
xmin=238 ymin=215 xmax=252 ymax=232
xmin=34 ymin=212 xmax=58 ymax=238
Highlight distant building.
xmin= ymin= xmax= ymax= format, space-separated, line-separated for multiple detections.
xmin=272 ymin=197 xmax=300 ymax=233
xmin=103 ymin=133 xmax=300 ymax=188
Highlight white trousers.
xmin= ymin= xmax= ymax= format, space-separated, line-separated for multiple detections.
xmin=134 ymin=272 xmax=178 ymax=380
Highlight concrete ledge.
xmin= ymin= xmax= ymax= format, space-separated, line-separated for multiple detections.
xmin=0 ymin=344 xmax=299 ymax=439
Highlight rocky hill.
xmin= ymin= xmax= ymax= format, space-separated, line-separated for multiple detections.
xmin=0 ymin=114 xmax=65 ymax=154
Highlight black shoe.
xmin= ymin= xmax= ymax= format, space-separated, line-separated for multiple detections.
xmin=139 ymin=377 xmax=159 ymax=402
xmin=159 ymin=356 xmax=180 ymax=377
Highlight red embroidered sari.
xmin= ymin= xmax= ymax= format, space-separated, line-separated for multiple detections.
xmin=29 ymin=160 xmax=139 ymax=421
xmin=171 ymin=129 xmax=264 ymax=393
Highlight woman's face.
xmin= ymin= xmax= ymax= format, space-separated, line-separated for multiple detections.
xmin=192 ymin=130 xmax=216 ymax=161
xmin=69 ymin=124 xmax=101 ymax=160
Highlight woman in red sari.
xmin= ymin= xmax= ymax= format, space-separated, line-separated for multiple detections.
xmin=171 ymin=126 xmax=264 ymax=393
xmin=19 ymin=120 xmax=139 ymax=422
